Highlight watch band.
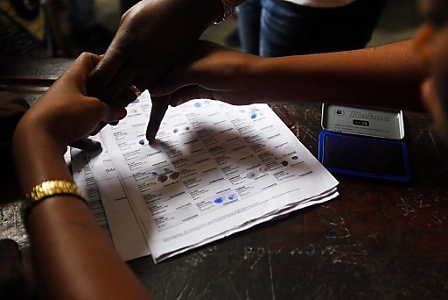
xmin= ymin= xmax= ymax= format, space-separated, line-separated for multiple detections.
xmin=26 ymin=180 xmax=86 ymax=202
xmin=22 ymin=180 xmax=88 ymax=224
xmin=215 ymin=0 xmax=236 ymax=24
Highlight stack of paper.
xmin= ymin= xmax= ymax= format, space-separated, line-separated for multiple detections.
xmin=72 ymin=91 xmax=339 ymax=263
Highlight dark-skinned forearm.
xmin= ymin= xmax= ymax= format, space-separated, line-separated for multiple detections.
xmin=13 ymin=122 xmax=152 ymax=300
xmin=252 ymin=40 xmax=426 ymax=111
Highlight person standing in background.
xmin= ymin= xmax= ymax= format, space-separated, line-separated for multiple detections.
xmin=237 ymin=0 xmax=388 ymax=56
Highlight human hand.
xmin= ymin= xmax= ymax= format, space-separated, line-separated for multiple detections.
xmin=150 ymin=41 xmax=262 ymax=105
xmin=88 ymin=0 xmax=222 ymax=106
xmin=22 ymin=52 xmax=127 ymax=149
xmin=147 ymin=41 xmax=261 ymax=140
xmin=87 ymin=0 xmax=224 ymax=142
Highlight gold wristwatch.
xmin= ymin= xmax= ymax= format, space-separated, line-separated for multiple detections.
xmin=22 ymin=180 xmax=87 ymax=222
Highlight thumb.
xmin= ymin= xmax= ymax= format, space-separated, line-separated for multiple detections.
xmin=65 ymin=53 xmax=102 ymax=94
xmin=100 ymin=104 xmax=128 ymax=124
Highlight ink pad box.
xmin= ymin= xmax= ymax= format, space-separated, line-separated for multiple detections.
xmin=318 ymin=104 xmax=410 ymax=182
xmin=321 ymin=104 xmax=405 ymax=140
xmin=318 ymin=131 xmax=411 ymax=182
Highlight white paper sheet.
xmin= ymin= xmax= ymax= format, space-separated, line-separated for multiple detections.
xmin=71 ymin=145 xmax=151 ymax=261
xmin=70 ymin=149 xmax=113 ymax=242
xmin=83 ymin=91 xmax=339 ymax=263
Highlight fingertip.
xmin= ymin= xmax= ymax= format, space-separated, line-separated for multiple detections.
xmin=78 ymin=52 xmax=101 ymax=65
xmin=89 ymin=139 xmax=102 ymax=150
xmin=116 ymin=106 xmax=127 ymax=120
xmin=146 ymin=131 xmax=156 ymax=143
xmin=105 ymin=106 xmax=127 ymax=125
xmin=70 ymin=138 xmax=102 ymax=151
xmin=169 ymin=97 xmax=183 ymax=107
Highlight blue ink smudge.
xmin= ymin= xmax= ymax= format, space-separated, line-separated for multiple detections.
xmin=139 ymin=139 xmax=145 ymax=145
xmin=214 ymin=197 xmax=224 ymax=204
xmin=282 ymin=161 xmax=289 ymax=166
xmin=228 ymin=194 xmax=236 ymax=201
xmin=194 ymin=102 xmax=202 ymax=108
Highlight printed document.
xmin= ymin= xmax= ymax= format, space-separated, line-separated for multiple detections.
xmin=72 ymin=91 xmax=339 ymax=263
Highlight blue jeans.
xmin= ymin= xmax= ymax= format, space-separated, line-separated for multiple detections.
xmin=237 ymin=0 xmax=388 ymax=57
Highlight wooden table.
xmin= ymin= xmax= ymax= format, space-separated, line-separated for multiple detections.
xmin=1 ymin=57 xmax=448 ymax=299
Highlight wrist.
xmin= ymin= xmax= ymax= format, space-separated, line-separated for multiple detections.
xmin=22 ymin=180 xmax=88 ymax=225
xmin=13 ymin=121 xmax=73 ymax=194
xmin=14 ymin=112 xmax=68 ymax=155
